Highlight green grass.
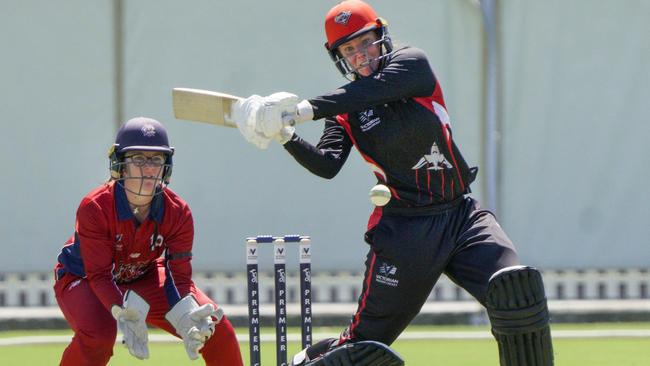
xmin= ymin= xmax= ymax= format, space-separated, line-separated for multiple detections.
xmin=1 ymin=324 xmax=649 ymax=365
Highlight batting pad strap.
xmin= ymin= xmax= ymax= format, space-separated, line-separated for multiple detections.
xmin=488 ymin=301 xmax=550 ymax=335
xmin=166 ymin=251 xmax=192 ymax=260
xmin=486 ymin=266 xmax=550 ymax=332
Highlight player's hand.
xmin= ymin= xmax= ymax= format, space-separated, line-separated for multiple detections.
xmin=165 ymin=295 xmax=224 ymax=360
xmin=232 ymin=94 xmax=273 ymax=149
xmin=111 ymin=290 xmax=150 ymax=360
xmin=259 ymin=92 xmax=300 ymax=138
xmin=272 ymin=99 xmax=314 ymax=144
xmin=273 ymin=126 xmax=296 ymax=145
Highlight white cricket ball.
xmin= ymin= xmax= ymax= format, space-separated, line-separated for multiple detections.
xmin=369 ymin=184 xmax=391 ymax=206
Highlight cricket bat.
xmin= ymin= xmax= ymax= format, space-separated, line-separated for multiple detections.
xmin=172 ymin=88 xmax=242 ymax=128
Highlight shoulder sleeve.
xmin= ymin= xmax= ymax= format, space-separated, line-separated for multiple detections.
xmin=308 ymin=47 xmax=436 ymax=119
xmin=162 ymin=200 xmax=195 ymax=306
xmin=76 ymin=199 xmax=123 ymax=310
xmin=283 ymin=117 xmax=353 ymax=179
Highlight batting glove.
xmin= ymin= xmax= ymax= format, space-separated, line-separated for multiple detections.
xmin=270 ymin=98 xmax=314 ymax=145
xmin=111 ymin=290 xmax=150 ymax=360
xmin=165 ymin=295 xmax=224 ymax=360
xmin=232 ymin=94 xmax=273 ymax=149
xmin=258 ymin=92 xmax=301 ymax=138
xmin=272 ymin=126 xmax=295 ymax=145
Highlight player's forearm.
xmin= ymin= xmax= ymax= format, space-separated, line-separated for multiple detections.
xmin=77 ymin=222 xmax=123 ymax=309
xmin=87 ymin=273 xmax=124 ymax=310
xmin=283 ymin=121 xmax=351 ymax=179
xmin=164 ymin=257 xmax=195 ymax=304
xmin=284 ymin=138 xmax=344 ymax=179
xmin=309 ymin=47 xmax=435 ymax=120
xmin=162 ymin=212 xmax=196 ymax=304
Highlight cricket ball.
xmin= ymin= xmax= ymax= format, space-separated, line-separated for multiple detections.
xmin=369 ymin=184 xmax=391 ymax=206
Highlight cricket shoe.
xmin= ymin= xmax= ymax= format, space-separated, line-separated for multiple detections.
xmin=292 ymin=340 xmax=405 ymax=366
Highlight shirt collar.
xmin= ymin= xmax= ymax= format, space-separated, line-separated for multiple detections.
xmin=114 ymin=182 xmax=165 ymax=222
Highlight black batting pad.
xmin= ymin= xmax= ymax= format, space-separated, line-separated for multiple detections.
xmin=486 ymin=266 xmax=554 ymax=366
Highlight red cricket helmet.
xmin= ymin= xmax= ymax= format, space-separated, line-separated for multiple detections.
xmin=324 ymin=0 xmax=393 ymax=80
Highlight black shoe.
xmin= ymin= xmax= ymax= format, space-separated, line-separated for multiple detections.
xmin=305 ymin=341 xmax=404 ymax=366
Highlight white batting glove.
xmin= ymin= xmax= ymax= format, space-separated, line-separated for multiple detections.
xmin=272 ymin=99 xmax=313 ymax=144
xmin=232 ymin=94 xmax=273 ymax=149
xmin=272 ymin=126 xmax=295 ymax=145
xmin=165 ymin=295 xmax=224 ymax=360
xmin=111 ymin=290 xmax=150 ymax=360
xmin=258 ymin=92 xmax=301 ymax=138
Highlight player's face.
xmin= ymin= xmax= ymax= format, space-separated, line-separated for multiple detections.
xmin=122 ymin=151 xmax=166 ymax=196
xmin=338 ymin=31 xmax=381 ymax=77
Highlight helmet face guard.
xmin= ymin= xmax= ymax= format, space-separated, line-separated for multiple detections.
xmin=109 ymin=152 xmax=173 ymax=197
xmin=327 ymin=26 xmax=393 ymax=81
xmin=324 ymin=0 xmax=394 ymax=80
xmin=108 ymin=117 xmax=175 ymax=195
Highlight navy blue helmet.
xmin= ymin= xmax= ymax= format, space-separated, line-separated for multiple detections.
xmin=108 ymin=117 xmax=174 ymax=184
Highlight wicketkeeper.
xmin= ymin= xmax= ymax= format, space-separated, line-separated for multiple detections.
xmin=232 ymin=1 xmax=554 ymax=365
xmin=53 ymin=117 xmax=243 ymax=365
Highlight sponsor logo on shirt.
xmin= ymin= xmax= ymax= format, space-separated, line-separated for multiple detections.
xmin=68 ymin=278 xmax=82 ymax=291
xmin=411 ymin=142 xmax=453 ymax=171
xmin=359 ymin=108 xmax=381 ymax=132
xmin=114 ymin=262 xmax=149 ymax=283
xmin=115 ymin=234 xmax=123 ymax=251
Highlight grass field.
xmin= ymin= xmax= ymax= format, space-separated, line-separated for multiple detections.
xmin=1 ymin=323 xmax=649 ymax=365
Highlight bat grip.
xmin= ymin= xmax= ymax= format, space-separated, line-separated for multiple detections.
xmin=282 ymin=111 xmax=297 ymax=126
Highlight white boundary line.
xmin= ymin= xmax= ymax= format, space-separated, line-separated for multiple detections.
xmin=2 ymin=300 xmax=649 ymax=319
xmin=1 ymin=329 xmax=649 ymax=347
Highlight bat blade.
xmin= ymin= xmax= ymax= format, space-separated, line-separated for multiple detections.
xmin=172 ymin=88 xmax=242 ymax=127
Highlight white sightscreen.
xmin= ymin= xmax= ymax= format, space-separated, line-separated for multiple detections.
xmin=500 ymin=0 xmax=650 ymax=267
xmin=1 ymin=0 xmax=115 ymax=271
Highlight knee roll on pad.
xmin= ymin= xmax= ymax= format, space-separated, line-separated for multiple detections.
xmin=304 ymin=341 xmax=404 ymax=366
xmin=486 ymin=266 xmax=554 ymax=366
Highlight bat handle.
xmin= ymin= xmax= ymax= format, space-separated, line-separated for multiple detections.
xmin=282 ymin=111 xmax=297 ymax=126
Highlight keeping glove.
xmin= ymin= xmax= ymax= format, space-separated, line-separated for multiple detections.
xmin=165 ymin=295 xmax=224 ymax=360
xmin=111 ymin=290 xmax=150 ymax=360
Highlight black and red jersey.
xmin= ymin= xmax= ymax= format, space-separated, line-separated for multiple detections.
xmin=284 ymin=46 xmax=475 ymax=211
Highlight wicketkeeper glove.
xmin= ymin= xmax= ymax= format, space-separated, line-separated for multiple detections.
xmin=165 ymin=295 xmax=224 ymax=360
xmin=111 ymin=290 xmax=150 ymax=360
